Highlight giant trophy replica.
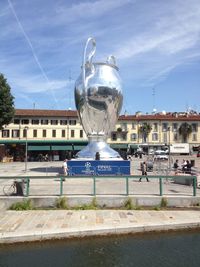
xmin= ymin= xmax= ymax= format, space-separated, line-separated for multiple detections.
xmin=75 ymin=37 xmax=123 ymax=159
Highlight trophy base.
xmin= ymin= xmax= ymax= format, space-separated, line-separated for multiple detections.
xmin=76 ymin=140 xmax=122 ymax=160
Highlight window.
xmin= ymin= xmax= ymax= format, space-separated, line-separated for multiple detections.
xmin=43 ymin=130 xmax=46 ymax=138
xmin=14 ymin=119 xmax=20 ymax=125
xmin=192 ymin=133 xmax=197 ymax=141
xmin=80 ymin=130 xmax=83 ymax=138
xmin=71 ymin=130 xmax=75 ymax=137
xmin=121 ymin=123 xmax=127 ymax=131
xmin=23 ymin=129 xmax=27 ymax=138
xmin=121 ymin=133 xmax=127 ymax=141
xmin=131 ymin=133 xmax=137 ymax=141
xmin=52 ymin=130 xmax=56 ymax=137
xmin=163 ymin=132 xmax=167 ymax=143
xmin=51 ymin=120 xmax=58 ymax=125
xmin=60 ymin=120 xmax=68 ymax=125
xmin=111 ymin=133 xmax=117 ymax=141
xmin=162 ymin=123 xmax=168 ymax=132
xmin=192 ymin=123 xmax=197 ymax=132
xmin=153 ymin=123 xmax=158 ymax=132
xmin=173 ymin=133 xmax=178 ymax=141
xmin=12 ymin=130 xmax=20 ymax=138
xmin=62 ymin=130 xmax=65 ymax=138
xmin=21 ymin=119 xmax=29 ymax=125
xmin=132 ymin=123 xmax=135 ymax=129
xmin=41 ymin=119 xmax=49 ymax=125
xmin=32 ymin=119 xmax=39 ymax=125
xmin=2 ymin=130 xmax=9 ymax=138
xmin=152 ymin=133 xmax=158 ymax=141
xmin=69 ymin=120 xmax=76 ymax=125
xmin=173 ymin=123 xmax=178 ymax=132
xmin=33 ymin=130 xmax=37 ymax=137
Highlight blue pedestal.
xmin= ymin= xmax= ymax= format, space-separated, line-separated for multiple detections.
xmin=68 ymin=160 xmax=130 ymax=176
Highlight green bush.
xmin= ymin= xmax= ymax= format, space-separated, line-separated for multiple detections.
xmin=10 ymin=199 xmax=33 ymax=210
xmin=56 ymin=197 xmax=68 ymax=209
xmin=153 ymin=206 xmax=160 ymax=211
xmin=124 ymin=197 xmax=135 ymax=210
xmin=160 ymin=198 xmax=168 ymax=208
xmin=73 ymin=198 xmax=98 ymax=210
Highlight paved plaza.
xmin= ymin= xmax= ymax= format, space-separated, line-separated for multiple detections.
xmin=0 ymin=156 xmax=200 ymax=244
xmin=0 ymin=156 xmax=200 ymax=197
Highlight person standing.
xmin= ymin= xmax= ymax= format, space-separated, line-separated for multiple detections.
xmin=62 ymin=159 xmax=68 ymax=175
xmin=139 ymin=162 xmax=149 ymax=182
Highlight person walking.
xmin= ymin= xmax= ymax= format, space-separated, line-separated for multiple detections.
xmin=173 ymin=159 xmax=179 ymax=175
xmin=139 ymin=161 xmax=149 ymax=182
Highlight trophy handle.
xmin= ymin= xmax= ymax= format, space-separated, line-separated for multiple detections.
xmin=106 ymin=55 xmax=116 ymax=66
xmin=82 ymin=37 xmax=96 ymax=93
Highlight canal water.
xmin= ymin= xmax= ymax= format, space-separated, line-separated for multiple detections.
xmin=0 ymin=231 xmax=200 ymax=267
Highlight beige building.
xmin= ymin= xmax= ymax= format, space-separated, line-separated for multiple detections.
xmin=0 ymin=109 xmax=200 ymax=161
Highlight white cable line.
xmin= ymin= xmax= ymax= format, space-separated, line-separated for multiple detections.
xmin=7 ymin=0 xmax=59 ymax=108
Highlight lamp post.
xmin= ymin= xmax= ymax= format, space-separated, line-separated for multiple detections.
xmin=24 ymin=126 xmax=29 ymax=172
xmin=167 ymin=126 xmax=171 ymax=170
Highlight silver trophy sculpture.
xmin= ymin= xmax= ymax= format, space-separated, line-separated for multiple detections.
xmin=75 ymin=37 xmax=123 ymax=159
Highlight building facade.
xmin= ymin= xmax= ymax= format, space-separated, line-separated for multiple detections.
xmin=0 ymin=109 xmax=200 ymax=162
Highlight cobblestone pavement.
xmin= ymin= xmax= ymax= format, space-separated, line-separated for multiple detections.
xmin=1 ymin=209 xmax=200 ymax=243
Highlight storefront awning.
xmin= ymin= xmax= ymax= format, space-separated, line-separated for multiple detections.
xmin=129 ymin=144 xmax=138 ymax=149
xmin=110 ymin=144 xmax=128 ymax=149
xmin=51 ymin=145 xmax=72 ymax=151
xmin=28 ymin=145 xmax=51 ymax=151
xmin=73 ymin=145 xmax=85 ymax=150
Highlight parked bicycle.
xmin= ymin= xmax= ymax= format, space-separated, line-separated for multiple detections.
xmin=3 ymin=180 xmax=24 ymax=196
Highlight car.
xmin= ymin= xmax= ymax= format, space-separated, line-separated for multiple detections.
xmin=149 ymin=149 xmax=155 ymax=155
xmin=154 ymin=150 xmax=168 ymax=161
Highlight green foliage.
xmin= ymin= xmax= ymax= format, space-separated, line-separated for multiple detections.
xmin=153 ymin=206 xmax=160 ymax=211
xmin=139 ymin=123 xmax=152 ymax=142
xmin=73 ymin=198 xmax=98 ymax=210
xmin=124 ymin=197 xmax=135 ymax=210
xmin=9 ymin=199 xmax=33 ymax=211
xmin=0 ymin=73 xmax=15 ymax=129
xmin=160 ymin=198 xmax=168 ymax=208
xmin=117 ymin=127 xmax=122 ymax=132
xmin=56 ymin=197 xmax=68 ymax=209
xmin=178 ymin=122 xmax=192 ymax=142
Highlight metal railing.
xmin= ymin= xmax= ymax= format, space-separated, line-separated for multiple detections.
xmin=0 ymin=175 xmax=197 ymax=197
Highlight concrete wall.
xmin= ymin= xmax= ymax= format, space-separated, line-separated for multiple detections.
xmin=1 ymin=195 xmax=200 ymax=211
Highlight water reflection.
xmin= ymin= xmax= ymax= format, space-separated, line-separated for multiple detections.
xmin=0 ymin=231 xmax=200 ymax=267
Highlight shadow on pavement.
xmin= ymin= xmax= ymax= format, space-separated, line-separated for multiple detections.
xmin=29 ymin=167 xmax=61 ymax=173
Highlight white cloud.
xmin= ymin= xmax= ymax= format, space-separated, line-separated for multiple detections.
xmin=11 ymin=76 xmax=70 ymax=94
xmin=56 ymin=0 xmax=132 ymax=22
xmin=115 ymin=0 xmax=200 ymax=59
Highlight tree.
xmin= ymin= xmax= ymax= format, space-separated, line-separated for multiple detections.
xmin=139 ymin=123 xmax=152 ymax=143
xmin=0 ymin=73 xmax=15 ymax=129
xmin=178 ymin=122 xmax=192 ymax=143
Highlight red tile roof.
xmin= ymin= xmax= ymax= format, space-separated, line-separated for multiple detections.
xmin=15 ymin=109 xmax=78 ymax=117
xmin=14 ymin=109 xmax=200 ymax=121
xmin=119 ymin=114 xmax=200 ymax=121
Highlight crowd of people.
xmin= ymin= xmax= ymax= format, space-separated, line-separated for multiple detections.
xmin=173 ymin=159 xmax=193 ymax=174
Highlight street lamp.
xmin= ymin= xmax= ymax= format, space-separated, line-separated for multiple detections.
xmin=24 ymin=126 xmax=29 ymax=172
xmin=167 ymin=126 xmax=171 ymax=170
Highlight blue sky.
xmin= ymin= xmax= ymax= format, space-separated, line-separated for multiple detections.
xmin=0 ymin=0 xmax=200 ymax=114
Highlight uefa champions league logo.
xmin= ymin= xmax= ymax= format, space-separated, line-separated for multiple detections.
xmin=85 ymin=162 xmax=92 ymax=173
xmin=85 ymin=162 xmax=91 ymax=168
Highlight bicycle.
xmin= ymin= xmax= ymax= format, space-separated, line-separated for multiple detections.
xmin=3 ymin=180 xmax=25 ymax=196
xmin=3 ymin=180 xmax=17 ymax=196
